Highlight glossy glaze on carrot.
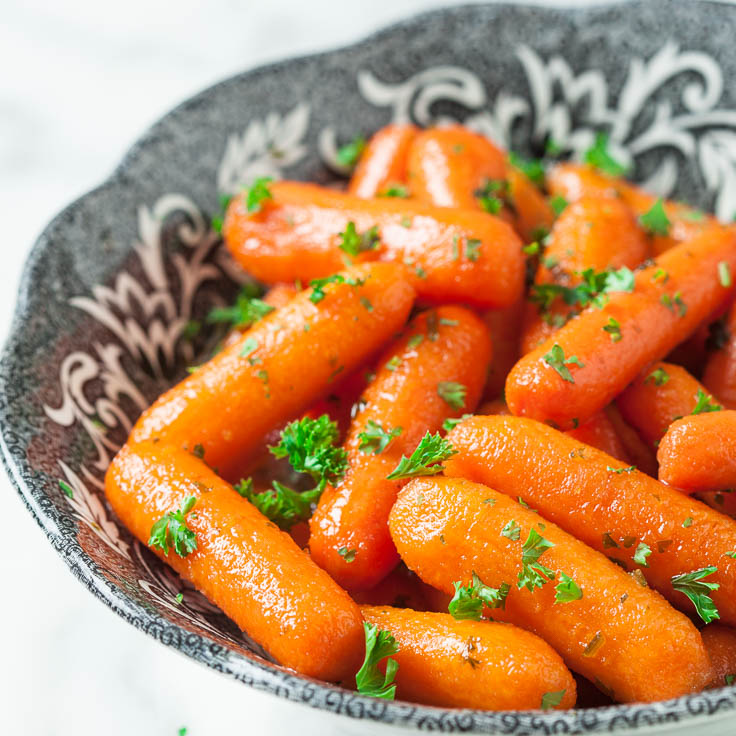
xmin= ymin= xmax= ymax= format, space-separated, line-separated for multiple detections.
xmin=105 ymin=442 xmax=364 ymax=681
xmin=389 ymin=477 xmax=711 ymax=703
xmin=130 ymin=262 xmax=415 ymax=480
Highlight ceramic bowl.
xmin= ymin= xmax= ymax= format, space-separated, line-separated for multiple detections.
xmin=3 ymin=1 xmax=736 ymax=733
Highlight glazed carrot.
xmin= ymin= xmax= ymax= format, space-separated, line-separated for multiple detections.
xmin=604 ymin=404 xmax=658 ymax=477
xmin=522 ymin=195 xmax=650 ymax=353
xmin=309 ymin=306 xmax=491 ymax=590
xmin=223 ymin=181 xmax=524 ymax=308
xmin=565 ymin=411 xmax=630 ymax=463
xmin=389 ymin=477 xmax=711 ymax=703
xmin=616 ymin=361 xmax=720 ymax=451
xmin=360 ymin=605 xmax=577 ymax=710
xmin=505 ymin=166 xmax=555 ymax=243
xmin=105 ymin=442 xmax=364 ymax=681
xmin=351 ymin=564 xmax=430 ymax=610
xmin=701 ymin=625 xmax=736 ymax=689
xmin=406 ymin=125 xmax=507 ymax=209
xmin=547 ymin=162 xmax=714 ymax=255
xmin=130 ymin=263 xmax=415 ymax=480
xmin=482 ymin=300 xmax=523 ymax=400
xmin=506 ymin=225 xmax=736 ymax=428
xmin=348 ymin=124 xmax=418 ymax=198
xmin=657 ymin=411 xmax=736 ymax=494
xmin=704 ymin=303 xmax=736 ymax=409
xmin=444 ymin=415 xmax=736 ymax=624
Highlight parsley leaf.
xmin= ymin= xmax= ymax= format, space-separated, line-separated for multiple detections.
xmin=475 ymin=178 xmax=509 ymax=215
xmin=379 ymin=185 xmax=410 ymax=198
xmin=437 ymin=381 xmax=467 ymax=410
xmin=603 ymin=316 xmax=622 ymax=342
xmin=671 ymin=566 xmax=720 ymax=624
xmin=555 ymin=572 xmax=583 ymax=603
xmin=719 ymin=261 xmax=732 ymax=288
xmin=465 ymin=238 xmax=482 ymax=262
xmin=244 ymin=177 xmax=274 ymax=213
xmin=207 ymin=284 xmax=275 ymax=330
xmin=308 ymin=273 xmax=365 ymax=304
xmin=501 ymin=520 xmax=521 ymax=541
xmin=633 ymin=542 xmax=652 ymax=567
xmin=509 ymin=152 xmax=546 ymax=187
xmin=442 ymin=413 xmax=472 ymax=432
xmin=337 ymin=136 xmax=367 ymax=168
xmin=530 ymin=266 xmax=634 ymax=313
xmin=541 ymin=689 xmax=566 ymax=710
xmin=59 ymin=479 xmax=74 ymax=499
xmin=338 ymin=222 xmax=380 ymax=257
xmin=358 ymin=420 xmax=402 ymax=455
xmin=338 ymin=547 xmax=357 ymax=562
xmin=639 ymin=199 xmax=671 ymax=236
xmin=645 ymin=367 xmax=670 ymax=386
xmin=518 ymin=528 xmax=556 ymax=591
xmin=269 ymin=415 xmax=348 ymax=490
xmin=148 ymin=496 xmax=198 ymax=557
xmin=355 ymin=623 xmax=399 ymax=699
xmin=386 ymin=432 xmax=456 ymax=480
xmin=235 ymin=478 xmax=321 ymax=530
xmin=550 ymin=195 xmax=568 ymax=216
xmin=543 ymin=343 xmax=584 ymax=383
xmin=692 ymin=388 xmax=723 ymax=415
xmin=583 ymin=132 xmax=628 ymax=176
xmin=448 ymin=572 xmax=510 ymax=620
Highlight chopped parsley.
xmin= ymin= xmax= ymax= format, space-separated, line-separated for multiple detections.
xmin=465 ymin=238 xmax=482 ymax=262
xmin=338 ymin=221 xmax=380 ymax=257
xmin=671 ymin=566 xmax=720 ymax=623
xmin=603 ymin=316 xmax=622 ymax=342
xmin=442 ymin=413 xmax=472 ymax=432
xmin=583 ymin=132 xmax=628 ymax=177
xmin=683 ymin=517 xmax=694 ymax=528
xmin=541 ymin=689 xmax=566 ymax=710
xmin=308 ymin=273 xmax=365 ymax=304
xmin=207 ymin=283 xmax=275 ymax=329
xmin=509 ymin=152 xmax=546 ymax=187
xmin=59 ymin=479 xmax=74 ymax=499
xmin=336 ymin=136 xmax=367 ymax=168
xmin=448 ymin=572 xmax=510 ymax=620
xmin=379 ymin=185 xmax=410 ymax=198
xmin=386 ymin=432 xmax=456 ymax=480
xmin=517 ymin=528 xmax=556 ymax=591
xmin=543 ymin=343 xmax=584 ymax=383
xmin=692 ymin=388 xmax=723 ymax=415
xmin=633 ymin=542 xmax=652 ymax=567
xmin=235 ymin=477 xmax=321 ymax=530
xmin=355 ymin=623 xmax=399 ymax=699
xmin=660 ymin=291 xmax=687 ymax=317
xmin=530 ymin=266 xmax=635 ymax=313
xmin=639 ymin=199 xmax=671 ymax=236
xmin=719 ymin=261 xmax=732 ymax=288
xmin=555 ymin=572 xmax=583 ymax=603
xmin=338 ymin=547 xmax=357 ymax=562
xmin=607 ymin=465 xmax=636 ymax=474
xmin=501 ymin=520 xmax=521 ymax=541
xmin=549 ymin=194 xmax=568 ymax=217
xmin=244 ymin=177 xmax=274 ymax=213
xmin=385 ymin=356 xmax=403 ymax=372
xmin=240 ymin=336 xmax=258 ymax=357
xmin=437 ymin=381 xmax=467 ymax=410
xmin=475 ymin=179 xmax=508 ymax=214
xmin=148 ymin=496 xmax=198 ymax=557
xmin=358 ymin=420 xmax=402 ymax=455
xmin=645 ymin=367 xmax=670 ymax=386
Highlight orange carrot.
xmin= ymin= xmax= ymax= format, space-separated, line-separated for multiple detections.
xmin=389 ymin=476 xmax=711 ymax=703
xmin=348 ymin=124 xmax=418 ymax=198
xmin=444 ymin=415 xmax=736 ymax=625
xmin=521 ymin=195 xmax=650 ymax=353
xmin=704 ymin=303 xmax=736 ymax=409
xmin=547 ymin=162 xmax=715 ymax=255
xmin=351 ymin=564 xmax=430 ymax=610
xmin=482 ymin=301 xmax=523 ymax=400
xmin=309 ymin=306 xmax=491 ymax=590
xmin=361 ymin=605 xmax=577 ymax=710
xmin=223 ymin=181 xmax=524 ymax=308
xmin=506 ymin=225 xmax=736 ymax=428
xmin=406 ymin=125 xmax=507 ymax=209
xmin=617 ymin=361 xmax=720 ymax=451
xmin=130 ymin=263 xmax=415 ymax=480
xmin=701 ymin=625 xmax=736 ymax=689
xmin=657 ymin=411 xmax=736 ymax=494
xmin=105 ymin=442 xmax=363 ymax=681
xmin=505 ymin=166 xmax=555 ymax=243
xmin=604 ymin=403 xmax=658 ymax=477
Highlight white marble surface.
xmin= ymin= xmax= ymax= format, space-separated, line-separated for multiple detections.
xmin=0 ymin=1 xmax=687 ymax=734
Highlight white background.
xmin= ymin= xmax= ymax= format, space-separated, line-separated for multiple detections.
xmin=0 ymin=1 xmax=698 ymax=734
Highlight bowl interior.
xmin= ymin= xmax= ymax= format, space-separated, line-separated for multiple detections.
xmin=3 ymin=1 xmax=736 ymax=732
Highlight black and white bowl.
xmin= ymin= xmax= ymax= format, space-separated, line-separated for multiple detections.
xmin=3 ymin=1 xmax=736 ymax=732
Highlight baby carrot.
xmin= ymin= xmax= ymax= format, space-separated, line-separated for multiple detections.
xmin=309 ymin=306 xmax=491 ymax=590
xmin=406 ymin=125 xmax=507 ymax=209
xmin=482 ymin=300 xmax=523 ymax=400
xmin=506 ymin=225 xmax=736 ymax=428
xmin=223 ymin=181 xmax=524 ymax=308
xmin=521 ymin=195 xmax=650 ymax=353
xmin=130 ymin=262 xmax=415 ymax=480
xmin=657 ymin=411 xmax=736 ymax=494
xmin=389 ymin=477 xmax=711 ymax=703
xmin=701 ymin=625 xmax=736 ymax=689
xmin=617 ymin=361 xmax=720 ymax=451
xmin=360 ymin=605 xmax=577 ymax=710
xmin=547 ymin=162 xmax=714 ymax=255
xmin=348 ymin=124 xmax=418 ymax=198
xmin=105 ymin=442 xmax=364 ymax=682
xmin=444 ymin=415 xmax=736 ymax=625
xmin=704 ymin=303 xmax=736 ymax=409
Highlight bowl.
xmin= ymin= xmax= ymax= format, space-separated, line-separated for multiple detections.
xmin=3 ymin=1 xmax=736 ymax=733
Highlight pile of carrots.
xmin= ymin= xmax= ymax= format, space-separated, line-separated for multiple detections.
xmin=103 ymin=123 xmax=736 ymax=711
